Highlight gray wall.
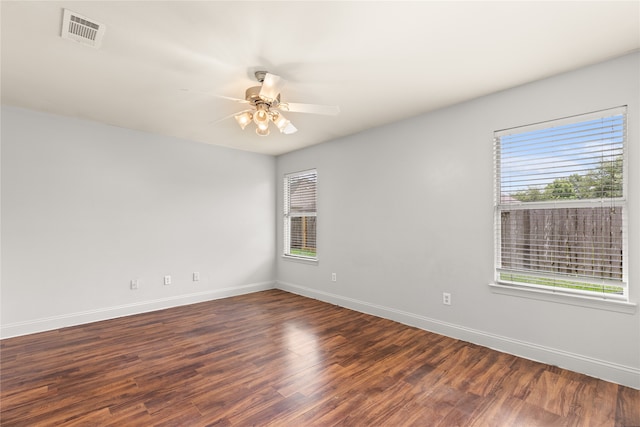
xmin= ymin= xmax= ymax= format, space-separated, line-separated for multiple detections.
xmin=276 ymin=52 xmax=640 ymax=388
xmin=1 ymin=107 xmax=276 ymax=337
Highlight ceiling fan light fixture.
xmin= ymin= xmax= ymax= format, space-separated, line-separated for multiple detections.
xmin=253 ymin=105 xmax=269 ymax=124
xmin=271 ymin=112 xmax=289 ymax=132
xmin=256 ymin=121 xmax=269 ymax=132
xmin=255 ymin=126 xmax=270 ymax=136
xmin=234 ymin=111 xmax=253 ymax=130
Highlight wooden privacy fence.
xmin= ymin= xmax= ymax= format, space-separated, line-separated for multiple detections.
xmin=290 ymin=216 xmax=317 ymax=251
xmin=500 ymin=207 xmax=623 ymax=280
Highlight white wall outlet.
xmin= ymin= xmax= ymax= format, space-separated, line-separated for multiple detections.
xmin=443 ymin=292 xmax=451 ymax=305
xmin=331 ymin=273 xmax=337 ymax=282
xmin=164 ymin=275 xmax=171 ymax=285
xmin=193 ymin=272 xmax=200 ymax=281
xmin=130 ymin=279 xmax=139 ymax=290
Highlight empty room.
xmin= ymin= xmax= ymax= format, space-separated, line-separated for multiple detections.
xmin=1 ymin=1 xmax=639 ymax=425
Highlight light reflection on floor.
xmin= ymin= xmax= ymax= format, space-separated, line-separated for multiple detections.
xmin=279 ymin=321 xmax=326 ymax=393
xmin=285 ymin=321 xmax=320 ymax=360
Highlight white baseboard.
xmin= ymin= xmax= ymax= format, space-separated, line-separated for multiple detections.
xmin=1 ymin=281 xmax=275 ymax=339
xmin=276 ymin=280 xmax=640 ymax=390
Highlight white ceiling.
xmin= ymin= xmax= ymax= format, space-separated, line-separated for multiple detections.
xmin=2 ymin=1 xmax=639 ymax=156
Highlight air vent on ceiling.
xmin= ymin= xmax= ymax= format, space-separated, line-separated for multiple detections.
xmin=61 ymin=9 xmax=105 ymax=48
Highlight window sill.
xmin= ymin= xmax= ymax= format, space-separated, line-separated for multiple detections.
xmin=489 ymin=283 xmax=637 ymax=314
xmin=282 ymin=255 xmax=319 ymax=265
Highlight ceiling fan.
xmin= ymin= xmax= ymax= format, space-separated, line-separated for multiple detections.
xmin=220 ymin=71 xmax=340 ymax=136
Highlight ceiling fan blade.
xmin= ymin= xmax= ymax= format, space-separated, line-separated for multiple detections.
xmin=180 ymin=89 xmax=249 ymax=104
xmin=213 ymin=94 xmax=249 ymax=103
xmin=282 ymin=122 xmax=298 ymax=135
xmin=259 ymin=73 xmax=286 ymax=102
xmin=211 ymin=109 xmax=252 ymax=124
xmin=271 ymin=111 xmax=297 ymax=135
xmin=280 ymin=102 xmax=340 ymax=116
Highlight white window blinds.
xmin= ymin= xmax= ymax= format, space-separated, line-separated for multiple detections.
xmin=494 ymin=107 xmax=627 ymax=300
xmin=284 ymin=169 xmax=317 ymax=259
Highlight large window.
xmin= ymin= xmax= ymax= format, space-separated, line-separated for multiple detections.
xmin=494 ymin=107 xmax=627 ymax=300
xmin=284 ymin=169 xmax=317 ymax=260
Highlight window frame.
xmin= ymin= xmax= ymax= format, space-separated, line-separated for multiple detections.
xmin=283 ymin=168 xmax=318 ymax=261
xmin=493 ymin=106 xmax=629 ymax=303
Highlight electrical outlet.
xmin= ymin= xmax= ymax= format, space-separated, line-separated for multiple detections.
xmin=331 ymin=273 xmax=337 ymax=282
xmin=443 ymin=292 xmax=451 ymax=305
xmin=164 ymin=275 xmax=171 ymax=285
xmin=193 ymin=272 xmax=200 ymax=281
xmin=130 ymin=279 xmax=139 ymax=290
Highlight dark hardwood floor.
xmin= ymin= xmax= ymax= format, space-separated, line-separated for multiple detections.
xmin=1 ymin=289 xmax=638 ymax=426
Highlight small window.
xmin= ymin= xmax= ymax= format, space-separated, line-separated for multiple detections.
xmin=284 ymin=169 xmax=317 ymax=260
xmin=494 ymin=107 xmax=627 ymax=300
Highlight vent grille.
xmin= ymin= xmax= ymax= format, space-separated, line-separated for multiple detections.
xmin=61 ymin=9 xmax=105 ymax=48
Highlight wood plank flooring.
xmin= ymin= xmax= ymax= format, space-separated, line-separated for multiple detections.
xmin=1 ymin=289 xmax=638 ymax=426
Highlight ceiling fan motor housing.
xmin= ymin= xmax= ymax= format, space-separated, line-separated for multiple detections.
xmin=254 ymin=70 xmax=268 ymax=83
xmin=245 ymin=86 xmax=280 ymax=108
